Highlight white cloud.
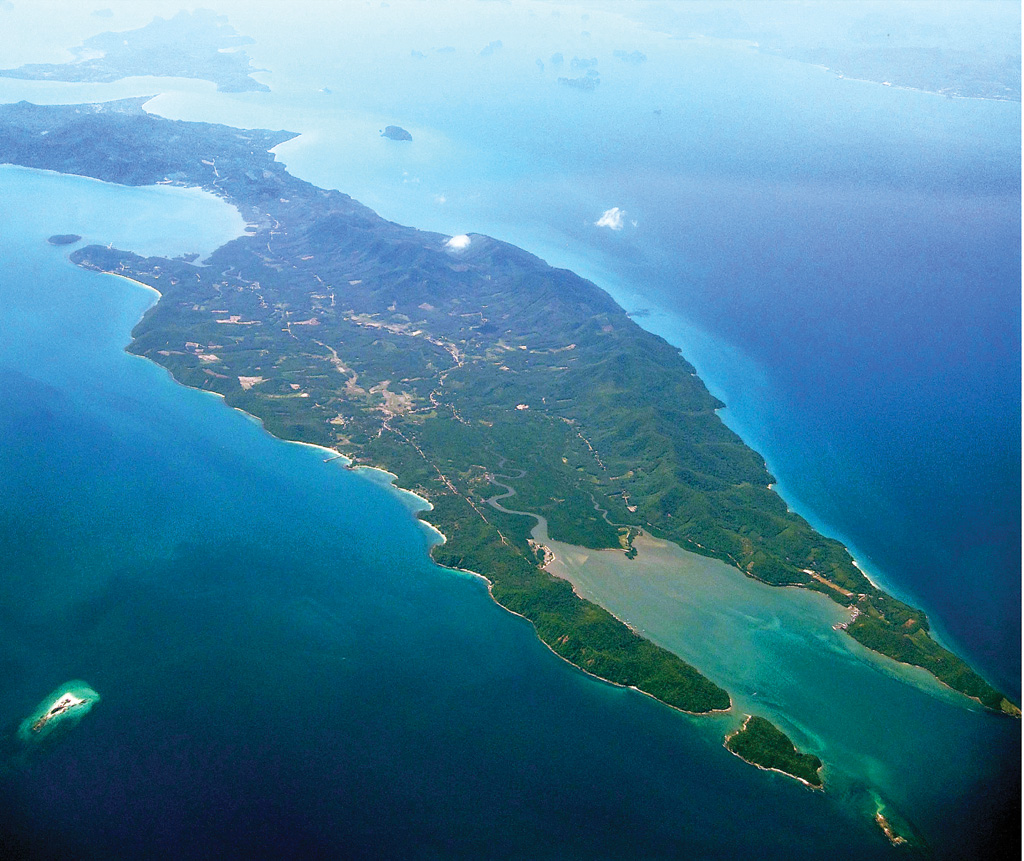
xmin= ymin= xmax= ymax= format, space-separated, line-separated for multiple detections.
xmin=595 ymin=207 xmax=625 ymax=230
xmin=435 ymin=194 xmax=447 ymax=204
xmin=445 ymin=234 xmax=471 ymax=250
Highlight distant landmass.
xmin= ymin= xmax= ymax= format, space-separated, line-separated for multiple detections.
xmin=761 ymin=44 xmax=1020 ymax=101
xmin=0 ymin=97 xmax=1016 ymax=788
xmin=631 ymin=3 xmax=1019 ymax=101
xmin=0 ymin=10 xmax=268 ymax=93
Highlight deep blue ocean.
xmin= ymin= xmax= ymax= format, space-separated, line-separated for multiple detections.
xmin=0 ymin=2 xmax=1018 ymax=858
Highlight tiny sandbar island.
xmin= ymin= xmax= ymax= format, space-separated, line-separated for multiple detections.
xmin=17 ymin=681 xmax=100 ymax=743
xmin=724 ymin=715 xmax=823 ymax=789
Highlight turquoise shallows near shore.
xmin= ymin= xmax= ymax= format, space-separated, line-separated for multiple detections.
xmin=17 ymin=681 xmax=100 ymax=743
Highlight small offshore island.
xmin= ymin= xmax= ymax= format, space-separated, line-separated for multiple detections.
xmin=725 ymin=716 xmax=823 ymax=789
xmin=381 ymin=125 xmax=413 ymax=141
xmin=47 ymin=233 xmax=82 ymax=246
xmin=17 ymin=681 xmax=100 ymax=743
xmin=0 ymin=97 xmax=1014 ymax=793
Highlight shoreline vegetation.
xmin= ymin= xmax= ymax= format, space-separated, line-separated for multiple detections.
xmin=724 ymin=716 xmax=823 ymax=789
xmin=0 ymin=97 xmax=1015 ymax=780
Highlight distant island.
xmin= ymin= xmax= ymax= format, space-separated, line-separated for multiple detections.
xmin=558 ymin=73 xmax=600 ymax=91
xmin=47 ymin=234 xmax=81 ymax=246
xmin=613 ymin=50 xmax=647 ymax=65
xmin=0 ymin=10 xmax=268 ymax=93
xmin=381 ymin=125 xmax=413 ymax=142
xmin=17 ymin=681 xmax=100 ymax=743
xmin=725 ymin=715 xmax=823 ymax=788
xmin=0 ymin=97 xmax=1015 ymax=786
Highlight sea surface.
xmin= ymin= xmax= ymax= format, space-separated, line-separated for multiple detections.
xmin=0 ymin=2 xmax=1018 ymax=858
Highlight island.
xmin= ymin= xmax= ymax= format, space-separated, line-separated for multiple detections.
xmin=558 ymin=73 xmax=600 ymax=91
xmin=0 ymin=96 xmax=1015 ymax=775
xmin=0 ymin=10 xmax=268 ymax=94
xmin=381 ymin=125 xmax=413 ymax=142
xmin=724 ymin=715 xmax=823 ymax=788
xmin=613 ymin=50 xmax=647 ymax=65
xmin=866 ymin=789 xmax=920 ymax=848
xmin=47 ymin=234 xmax=81 ymax=246
xmin=876 ymin=812 xmax=908 ymax=847
xmin=17 ymin=681 xmax=100 ymax=743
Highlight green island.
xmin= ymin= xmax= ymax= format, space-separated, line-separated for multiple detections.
xmin=724 ymin=716 xmax=823 ymax=788
xmin=0 ymin=96 xmax=1015 ymax=781
xmin=47 ymin=233 xmax=82 ymax=246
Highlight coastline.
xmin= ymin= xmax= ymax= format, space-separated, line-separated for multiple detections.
xmin=105 ymin=266 xmax=732 ymax=718
xmin=106 ymin=268 xmax=727 ymax=718
xmin=102 ymin=269 xmax=452 ymax=541
xmin=0 ymin=160 xmax=245 ymax=258
xmin=493 ymin=472 xmax=1014 ymax=722
xmin=477 ymin=224 xmax=1010 ymax=692
xmin=17 ymin=93 xmax=1004 ymax=716
xmin=839 ymin=628 xmax=1021 ymax=716
xmin=808 ymin=62 xmax=1019 ymax=103
xmin=544 ymin=525 xmax=1018 ymax=718
xmin=471 ymin=564 xmax=733 ymax=720
xmin=577 ymin=275 xmax=1013 ymax=705
xmin=94 ymin=199 xmax=1012 ymax=723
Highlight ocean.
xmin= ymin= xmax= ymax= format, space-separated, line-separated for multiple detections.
xmin=0 ymin=2 xmax=1018 ymax=857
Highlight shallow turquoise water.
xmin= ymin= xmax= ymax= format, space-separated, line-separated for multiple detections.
xmin=542 ymin=531 xmax=1018 ymax=852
